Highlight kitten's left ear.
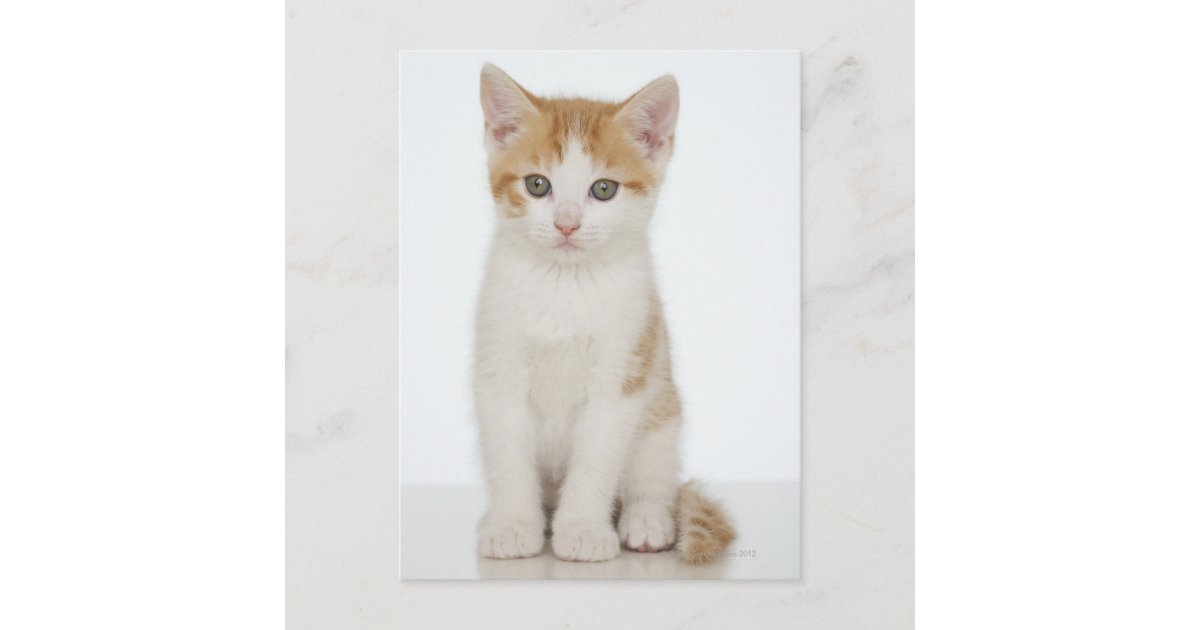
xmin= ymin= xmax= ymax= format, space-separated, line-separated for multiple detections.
xmin=618 ymin=75 xmax=679 ymax=161
xmin=480 ymin=63 xmax=537 ymax=155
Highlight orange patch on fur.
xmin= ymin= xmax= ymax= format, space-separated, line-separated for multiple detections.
xmin=674 ymin=481 xmax=736 ymax=565
xmin=488 ymin=170 xmax=526 ymax=218
xmin=622 ymin=180 xmax=648 ymax=195
xmin=642 ymin=381 xmax=681 ymax=430
xmin=622 ymin=307 xmax=661 ymax=395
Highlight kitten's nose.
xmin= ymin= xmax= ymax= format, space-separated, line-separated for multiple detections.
xmin=555 ymin=220 xmax=579 ymax=237
xmin=554 ymin=202 xmax=581 ymax=237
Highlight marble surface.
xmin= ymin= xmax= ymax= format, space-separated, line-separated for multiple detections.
xmin=287 ymin=0 xmax=912 ymax=627
xmin=402 ymin=482 xmax=801 ymax=580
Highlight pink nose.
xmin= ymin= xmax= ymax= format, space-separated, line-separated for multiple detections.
xmin=555 ymin=221 xmax=578 ymax=237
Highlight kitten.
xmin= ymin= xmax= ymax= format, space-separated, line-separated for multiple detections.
xmin=474 ymin=64 xmax=735 ymax=564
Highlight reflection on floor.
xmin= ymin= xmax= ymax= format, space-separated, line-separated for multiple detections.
xmin=402 ymin=481 xmax=799 ymax=580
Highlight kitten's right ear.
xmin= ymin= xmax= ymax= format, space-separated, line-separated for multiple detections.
xmin=480 ymin=64 xmax=536 ymax=154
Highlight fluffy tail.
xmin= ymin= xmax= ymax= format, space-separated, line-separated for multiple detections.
xmin=673 ymin=480 xmax=736 ymax=565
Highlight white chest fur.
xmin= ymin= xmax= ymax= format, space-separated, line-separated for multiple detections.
xmin=478 ymin=247 xmax=655 ymax=475
xmin=485 ymin=247 xmax=652 ymax=341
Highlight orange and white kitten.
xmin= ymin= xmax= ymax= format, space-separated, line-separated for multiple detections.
xmin=474 ymin=64 xmax=734 ymax=564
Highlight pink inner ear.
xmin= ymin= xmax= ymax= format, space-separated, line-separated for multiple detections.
xmin=482 ymin=78 xmax=525 ymax=148
xmin=628 ymin=83 xmax=677 ymax=159
xmin=492 ymin=124 xmax=515 ymax=144
xmin=638 ymin=130 xmax=664 ymax=158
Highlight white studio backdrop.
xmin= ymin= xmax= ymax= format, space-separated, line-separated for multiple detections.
xmin=400 ymin=51 xmax=800 ymax=485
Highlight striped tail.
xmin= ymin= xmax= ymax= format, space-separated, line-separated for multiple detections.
xmin=673 ymin=480 xmax=736 ymax=565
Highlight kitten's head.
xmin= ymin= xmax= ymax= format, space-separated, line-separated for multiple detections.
xmin=479 ymin=64 xmax=678 ymax=261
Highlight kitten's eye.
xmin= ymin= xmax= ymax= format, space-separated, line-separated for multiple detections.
xmin=590 ymin=179 xmax=618 ymax=201
xmin=524 ymin=175 xmax=551 ymax=197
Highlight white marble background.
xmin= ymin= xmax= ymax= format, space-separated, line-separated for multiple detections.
xmin=287 ymin=0 xmax=912 ymax=627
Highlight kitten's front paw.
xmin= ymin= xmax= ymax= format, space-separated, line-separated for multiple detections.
xmin=477 ymin=513 xmax=545 ymax=559
xmin=551 ymin=519 xmax=620 ymax=562
xmin=618 ymin=501 xmax=676 ymax=552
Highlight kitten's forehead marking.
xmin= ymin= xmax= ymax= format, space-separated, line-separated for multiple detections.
xmin=550 ymin=139 xmax=596 ymax=200
xmin=487 ymin=96 xmax=659 ymax=217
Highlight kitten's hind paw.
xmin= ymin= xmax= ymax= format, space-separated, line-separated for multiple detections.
xmin=477 ymin=513 xmax=545 ymax=559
